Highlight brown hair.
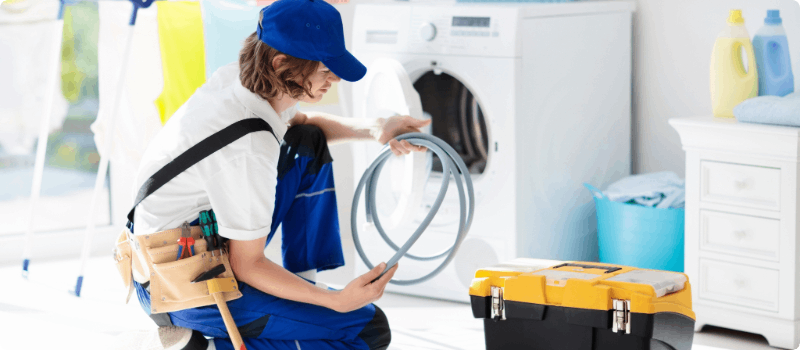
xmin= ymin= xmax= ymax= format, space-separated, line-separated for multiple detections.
xmin=238 ymin=32 xmax=319 ymax=100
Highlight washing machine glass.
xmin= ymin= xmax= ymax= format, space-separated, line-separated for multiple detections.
xmin=413 ymin=71 xmax=489 ymax=175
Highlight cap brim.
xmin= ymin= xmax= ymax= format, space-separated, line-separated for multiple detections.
xmin=322 ymin=51 xmax=367 ymax=82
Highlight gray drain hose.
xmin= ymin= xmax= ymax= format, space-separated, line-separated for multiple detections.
xmin=351 ymin=132 xmax=475 ymax=285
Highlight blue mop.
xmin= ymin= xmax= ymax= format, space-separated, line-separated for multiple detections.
xmin=71 ymin=0 xmax=155 ymax=297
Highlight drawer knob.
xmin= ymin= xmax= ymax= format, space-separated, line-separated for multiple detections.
xmin=733 ymin=230 xmax=748 ymax=240
xmin=734 ymin=278 xmax=747 ymax=288
xmin=734 ymin=178 xmax=750 ymax=190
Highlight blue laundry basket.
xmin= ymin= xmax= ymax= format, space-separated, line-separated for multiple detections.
xmin=584 ymin=184 xmax=685 ymax=272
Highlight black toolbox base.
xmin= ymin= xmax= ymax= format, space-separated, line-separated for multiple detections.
xmin=484 ymin=318 xmax=675 ymax=350
xmin=477 ymin=298 xmax=694 ymax=350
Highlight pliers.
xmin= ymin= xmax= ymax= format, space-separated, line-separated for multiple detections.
xmin=176 ymin=222 xmax=195 ymax=260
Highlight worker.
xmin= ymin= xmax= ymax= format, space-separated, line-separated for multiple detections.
xmin=127 ymin=0 xmax=430 ymax=349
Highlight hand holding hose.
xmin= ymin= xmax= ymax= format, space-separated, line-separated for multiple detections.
xmin=374 ymin=115 xmax=431 ymax=155
xmin=329 ymin=262 xmax=399 ymax=313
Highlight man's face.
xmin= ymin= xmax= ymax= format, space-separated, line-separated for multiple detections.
xmin=300 ymin=63 xmax=341 ymax=103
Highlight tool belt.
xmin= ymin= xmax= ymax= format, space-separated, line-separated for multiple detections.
xmin=112 ymin=118 xmax=278 ymax=314
xmin=113 ymin=226 xmax=242 ymax=314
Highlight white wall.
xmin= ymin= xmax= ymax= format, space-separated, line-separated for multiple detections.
xmin=632 ymin=0 xmax=800 ymax=175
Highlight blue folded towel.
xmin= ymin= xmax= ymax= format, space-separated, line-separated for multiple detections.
xmin=601 ymin=172 xmax=685 ymax=209
xmin=734 ymin=92 xmax=800 ymax=127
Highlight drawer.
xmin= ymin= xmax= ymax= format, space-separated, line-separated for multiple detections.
xmin=698 ymin=259 xmax=779 ymax=312
xmin=700 ymin=210 xmax=780 ymax=261
xmin=700 ymin=161 xmax=781 ymax=211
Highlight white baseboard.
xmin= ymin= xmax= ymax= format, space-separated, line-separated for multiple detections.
xmin=695 ymin=304 xmax=800 ymax=349
xmin=2 ymin=225 xmax=120 ymax=266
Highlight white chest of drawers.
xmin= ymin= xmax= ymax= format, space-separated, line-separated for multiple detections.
xmin=670 ymin=116 xmax=800 ymax=349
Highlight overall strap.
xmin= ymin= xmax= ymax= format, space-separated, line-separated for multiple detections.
xmin=127 ymin=118 xmax=278 ymax=224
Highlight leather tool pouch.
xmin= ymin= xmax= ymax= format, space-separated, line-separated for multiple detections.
xmin=114 ymin=226 xmax=242 ymax=314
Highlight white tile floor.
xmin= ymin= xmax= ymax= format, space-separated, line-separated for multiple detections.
xmin=0 ymin=256 xmax=793 ymax=350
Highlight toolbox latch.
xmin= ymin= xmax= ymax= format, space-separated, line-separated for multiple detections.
xmin=612 ymin=299 xmax=631 ymax=334
xmin=491 ymin=286 xmax=506 ymax=321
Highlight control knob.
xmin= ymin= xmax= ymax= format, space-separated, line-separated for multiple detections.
xmin=419 ymin=23 xmax=436 ymax=42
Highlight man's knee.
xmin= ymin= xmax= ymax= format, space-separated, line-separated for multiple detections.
xmin=280 ymin=124 xmax=334 ymax=177
xmin=278 ymin=124 xmax=334 ymax=179
xmin=358 ymin=305 xmax=391 ymax=350
xmin=284 ymin=124 xmax=328 ymax=150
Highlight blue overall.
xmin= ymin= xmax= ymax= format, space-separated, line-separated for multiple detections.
xmin=133 ymin=125 xmax=391 ymax=350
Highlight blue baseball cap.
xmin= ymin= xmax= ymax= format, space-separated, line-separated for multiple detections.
xmin=257 ymin=0 xmax=366 ymax=82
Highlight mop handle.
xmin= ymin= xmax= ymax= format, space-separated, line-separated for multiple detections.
xmin=73 ymin=0 xmax=142 ymax=297
xmin=22 ymin=0 xmax=66 ymax=278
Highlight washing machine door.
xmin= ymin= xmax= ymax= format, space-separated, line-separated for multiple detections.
xmin=361 ymin=58 xmax=429 ymax=230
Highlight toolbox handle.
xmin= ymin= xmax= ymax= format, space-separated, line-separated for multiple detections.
xmin=552 ymin=263 xmax=622 ymax=274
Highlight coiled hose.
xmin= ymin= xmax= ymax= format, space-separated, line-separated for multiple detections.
xmin=351 ymin=133 xmax=475 ymax=285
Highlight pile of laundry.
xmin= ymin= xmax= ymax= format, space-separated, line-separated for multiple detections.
xmin=734 ymin=91 xmax=800 ymax=127
xmin=600 ymin=171 xmax=685 ymax=209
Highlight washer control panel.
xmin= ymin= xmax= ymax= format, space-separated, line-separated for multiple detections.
xmin=409 ymin=10 xmax=504 ymax=51
xmin=353 ymin=4 xmax=519 ymax=57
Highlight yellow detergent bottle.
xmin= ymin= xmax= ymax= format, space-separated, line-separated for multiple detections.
xmin=710 ymin=10 xmax=759 ymax=118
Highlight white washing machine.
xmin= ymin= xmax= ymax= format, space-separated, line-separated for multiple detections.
xmin=349 ymin=1 xmax=634 ymax=303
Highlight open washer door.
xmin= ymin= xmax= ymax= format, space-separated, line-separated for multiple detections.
xmin=361 ymin=58 xmax=429 ymax=230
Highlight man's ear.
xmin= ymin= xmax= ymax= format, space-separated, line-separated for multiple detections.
xmin=272 ymin=55 xmax=287 ymax=71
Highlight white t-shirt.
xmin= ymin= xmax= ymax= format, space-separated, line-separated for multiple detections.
xmin=132 ymin=62 xmax=297 ymax=240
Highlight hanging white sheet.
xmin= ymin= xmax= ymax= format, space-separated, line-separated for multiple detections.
xmin=0 ymin=0 xmax=68 ymax=155
xmin=90 ymin=1 xmax=163 ymax=168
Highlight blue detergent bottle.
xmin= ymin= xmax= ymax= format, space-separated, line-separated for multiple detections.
xmin=753 ymin=10 xmax=794 ymax=96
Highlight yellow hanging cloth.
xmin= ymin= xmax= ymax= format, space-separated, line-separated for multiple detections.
xmin=155 ymin=1 xmax=206 ymax=124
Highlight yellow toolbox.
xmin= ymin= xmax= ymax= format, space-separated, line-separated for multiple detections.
xmin=470 ymin=259 xmax=695 ymax=350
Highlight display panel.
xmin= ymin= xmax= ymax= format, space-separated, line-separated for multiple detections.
xmin=452 ymin=16 xmax=490 ymax=28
